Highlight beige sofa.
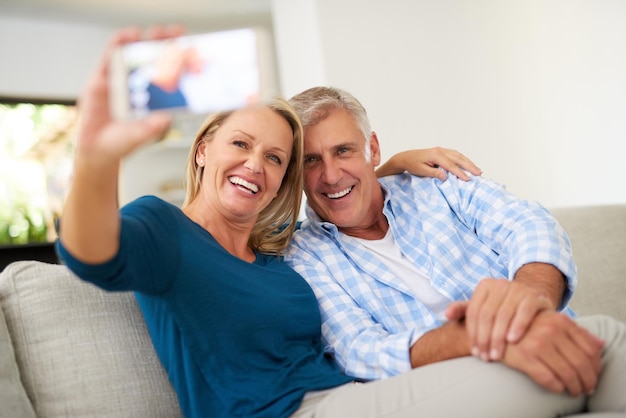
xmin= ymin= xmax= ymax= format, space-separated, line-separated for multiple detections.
xmin=1 ymin=205 xmax=625 ymax=418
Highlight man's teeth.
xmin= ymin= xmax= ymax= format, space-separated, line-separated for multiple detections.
xmin=229 ymin=176 xmax=259 ymax=194
xmin=326 ymin=187 xmax=352 ymax=199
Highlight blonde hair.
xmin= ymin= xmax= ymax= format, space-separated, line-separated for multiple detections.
xmin=182 ymin=98 xmax=304 ymax=255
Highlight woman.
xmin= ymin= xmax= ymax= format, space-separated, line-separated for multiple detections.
xmin=57 ymin=27 xmax=488 ymax=418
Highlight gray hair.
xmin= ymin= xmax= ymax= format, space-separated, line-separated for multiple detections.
xmin=288 ymin=86 xmax=372 ymax=161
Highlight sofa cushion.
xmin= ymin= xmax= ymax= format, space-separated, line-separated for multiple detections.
xmin=0 ymin=301 xmax=36 ymax=418
xmin=551 ymin=205 xmax=626 ymax=324
xmin=0 ymin=261 xmax=182 ymax=418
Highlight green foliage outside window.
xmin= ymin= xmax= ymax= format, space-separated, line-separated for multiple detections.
xmin=0 ymin=101 xmax=76 ymax=246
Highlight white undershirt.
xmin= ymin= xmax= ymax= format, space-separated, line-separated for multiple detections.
xmin=355 ymin=228 xmax=450 ymax=321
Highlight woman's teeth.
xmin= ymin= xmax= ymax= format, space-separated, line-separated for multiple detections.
xmin=229 ymin=176 xmax=259 ymax=194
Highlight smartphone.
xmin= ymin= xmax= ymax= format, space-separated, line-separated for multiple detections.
xmin=110 ymin=28 xmax=277 ymax=120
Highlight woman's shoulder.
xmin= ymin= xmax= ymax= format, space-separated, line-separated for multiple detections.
xmin=122 ymin=195 xmax=182 ymax=217
xmin=119 ymin=196 xmax=194 ymax=239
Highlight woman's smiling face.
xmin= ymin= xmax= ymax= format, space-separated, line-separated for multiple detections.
xmin=197 ymin=105 xmax=293 ymax=223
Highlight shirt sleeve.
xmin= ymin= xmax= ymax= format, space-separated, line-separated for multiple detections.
xmin=433 ymin=173 xmax=577 ymax=309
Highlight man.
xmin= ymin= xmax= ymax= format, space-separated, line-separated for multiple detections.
xmin=285 ymin=86 xmax=626 ymax=412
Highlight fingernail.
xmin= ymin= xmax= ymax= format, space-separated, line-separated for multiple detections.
xmin=490 ymin=349 xmax=500 ymax=360
xmin=471 ymin=347 xmax=479 ymax=357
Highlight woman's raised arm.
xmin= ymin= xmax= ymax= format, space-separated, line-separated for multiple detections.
xmin=59 ymin=26 xmax=180 ymax=263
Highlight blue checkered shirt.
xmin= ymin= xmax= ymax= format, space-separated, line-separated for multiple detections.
xmin=285 ymin=172 xmax=576 ymax=380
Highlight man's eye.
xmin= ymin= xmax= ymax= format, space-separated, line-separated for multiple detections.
xmin=337 ymin=147 xmax=350 ymax=155
xmin=304 ymin=156 xmax=318 ymax=165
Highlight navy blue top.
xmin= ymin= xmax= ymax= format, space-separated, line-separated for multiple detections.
xmin=56 ymin=196 xmax=352 ymax=418
xmin=146 ymin=82 xmax=187 ymax=110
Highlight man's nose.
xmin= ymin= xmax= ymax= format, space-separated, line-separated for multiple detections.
xmin=321 ymin=160 xmax=341 ymax=185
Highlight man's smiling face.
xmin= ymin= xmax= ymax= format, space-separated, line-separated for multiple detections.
xmin=302 ymin=108 xmax=383 ymax=233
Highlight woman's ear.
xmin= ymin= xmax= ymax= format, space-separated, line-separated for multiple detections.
xmin=196 ymin=142 xmax=206 ymax=166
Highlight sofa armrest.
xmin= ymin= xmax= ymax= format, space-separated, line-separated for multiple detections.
xmin=0 ymin=300 xmax=36 ymax=418
xmin=0 ymin=261 xmax=182 ymax=418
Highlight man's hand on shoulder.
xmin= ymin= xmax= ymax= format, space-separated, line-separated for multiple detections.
xmin=376 ymin=147 xmax=482 ymax=180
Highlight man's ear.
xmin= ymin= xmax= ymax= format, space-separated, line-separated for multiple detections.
xmin=370 ymin=132 xmax=382 ymax=166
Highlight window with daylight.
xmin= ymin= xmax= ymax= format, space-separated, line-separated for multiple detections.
xmin=0 ymin=98 xmax=77 ymax=246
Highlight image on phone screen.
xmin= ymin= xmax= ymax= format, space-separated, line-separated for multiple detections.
xmin=110 ymin=28 xmax=274 ymax=119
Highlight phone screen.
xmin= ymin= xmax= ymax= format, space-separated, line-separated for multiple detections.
xmin=110 ymin=28 xmax=275 ymax=119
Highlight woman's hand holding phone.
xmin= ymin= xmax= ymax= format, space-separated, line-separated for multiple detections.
xmin=77 ymin=25 xmax=183 ymax=164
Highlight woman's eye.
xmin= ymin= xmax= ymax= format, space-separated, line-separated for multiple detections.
xmin=233 ymin=140 xmax=248 ymax=148
xmin=267 ymin=155 xmax=282 ymax=164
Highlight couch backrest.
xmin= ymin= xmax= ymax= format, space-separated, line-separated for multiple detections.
xmin=0 ymin=261 xmax=183 ymax=418
xmin=551 ymin=204 xmax=626 ymax=324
